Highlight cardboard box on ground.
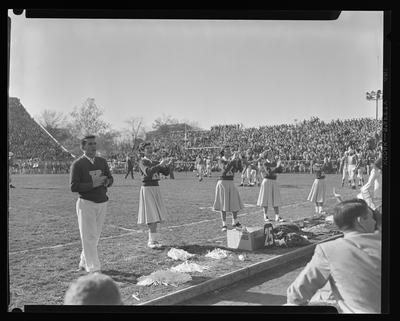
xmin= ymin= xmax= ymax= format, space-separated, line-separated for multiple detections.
xmin=227 ymin=223 xmax=274 ymax=251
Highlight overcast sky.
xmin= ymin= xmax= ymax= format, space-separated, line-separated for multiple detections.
xmin=9 ymin=10 xmax=383 ymax=132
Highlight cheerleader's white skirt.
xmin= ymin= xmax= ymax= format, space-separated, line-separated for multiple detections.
xmin=213 ymin=180 xmax=244 ymax=212
xmin=137 ymin=185 xmax=169 ymax=224
xmin=307 ymin=178 xmax=326 ymax=203
xmin=257 ymin=178 xmax=281 ymax=207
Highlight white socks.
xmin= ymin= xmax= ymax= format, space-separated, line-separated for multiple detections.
xmin=315 ymin=206 xmax=319 ymax=214
xmin=275 ymin=214 xmax=280 ymax=221
xmin=221 ymin=220 xmax=227 ymax=227
xmin=148 ymin=232 xmax=159 ymax=243
xmin=232 ymin=218 xmax=237 ymax=225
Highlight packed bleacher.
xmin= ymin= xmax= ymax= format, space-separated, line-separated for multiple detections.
xmin=9 ymin=96 xmax=382 ymax=174
xmin=9 ymin=98 xmax=74 ymax=160
xmin=147 ymin=117 xmax=382 ymax=173
xmin=8 ymin=97 xmax=74 ymax=173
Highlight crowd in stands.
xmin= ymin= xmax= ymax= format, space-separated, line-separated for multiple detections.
xmin=145 ymin=117 xmax=382 ymax=174
xmin=10 ymin=158 xmax=73 ymax=175
xmin=9 ymin=96 xmax=382 ymax=175
xmin=8 ymin=98 xmax=74 ymax=162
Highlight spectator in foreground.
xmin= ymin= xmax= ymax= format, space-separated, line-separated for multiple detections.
xmin=286 ymin=198 xmax=381 ymax=313
xmin=64 ymin=273 xmax=123 ymax=305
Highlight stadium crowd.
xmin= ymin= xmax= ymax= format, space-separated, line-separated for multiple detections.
xmin=147 ymin=117 xmax=382 ymax=174
xmin=9 ymin=97 xmax=382 ymax=175
xmin=9 ymin=98 xmax=73 ymax=165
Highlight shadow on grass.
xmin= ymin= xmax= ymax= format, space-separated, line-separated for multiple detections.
xmin=169 ymin=244 xmax=236 ymax=255
xmin=279 ymin=185 xmax=300 ymax=189
xmin=101 ymin=269 xmax=141 ymax=284
xmin=165 ymin=243 xmax=306 ymax=256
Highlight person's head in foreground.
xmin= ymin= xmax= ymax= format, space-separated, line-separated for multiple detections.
xmin=64 ymin=273 xmax=123 ymax=305
xmin=333 ymin=198 xmax=376 ymax=233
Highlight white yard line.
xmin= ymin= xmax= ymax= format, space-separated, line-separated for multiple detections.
xmin=108 ymin=225 xmax=142 ymax=232
xmin=9 ymin=198 xmax=335 ymax=255
xmin=9 ymin=231 xmax=136 ymax=255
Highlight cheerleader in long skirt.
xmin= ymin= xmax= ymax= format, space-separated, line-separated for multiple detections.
xmin=213 ymin=145 xmax=244 ymax=232
xmin=137 ymin=142 xmax=172 ymax=249
xmin=257 ymin=150 xmax=285 ymax=222
xmin=307 ymin=163 xmax=327 ymax=215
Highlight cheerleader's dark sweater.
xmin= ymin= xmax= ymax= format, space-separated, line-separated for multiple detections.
xmin=139 ymin=158 xmax=170 ymax=186
xmin=262 ymin=160 xmax=282 ymax=180
xmin=218 ymin=158 xmax=243 ymax=180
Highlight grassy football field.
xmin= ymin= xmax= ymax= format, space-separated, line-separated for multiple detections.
xmin=8 ymin=171 xmax=360 ymax=309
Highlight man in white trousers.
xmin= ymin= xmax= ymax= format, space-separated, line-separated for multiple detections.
xmin=70 ymin=135 xmax=114 ymax=273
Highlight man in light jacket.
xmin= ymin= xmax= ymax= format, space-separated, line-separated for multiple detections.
xmin=286 ymin=198 xmax=381 ymax=313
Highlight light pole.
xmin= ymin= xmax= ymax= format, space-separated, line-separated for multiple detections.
xmin=366 ymin=90 xmax=382 ymax=120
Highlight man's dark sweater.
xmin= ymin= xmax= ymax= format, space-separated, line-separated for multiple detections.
xmin=70 ymin=156 xmax=114 ymax=203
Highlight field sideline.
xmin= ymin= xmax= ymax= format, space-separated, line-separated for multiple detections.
xmin=8 ymin=172 xmax=360 ymax=309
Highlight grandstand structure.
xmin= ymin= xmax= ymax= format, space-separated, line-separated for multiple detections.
xmin=8 ymin=96 xmax=382 ymax=175
xmin=8 ymin=97 xmax=75 ymax=161
xmin=143 ymin=117 xmax=382 ymax=174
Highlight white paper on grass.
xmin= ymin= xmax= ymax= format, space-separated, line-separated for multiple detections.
xmin=170 ymin=261 xmax=210 ymax=273
xmin=325 ymin=215 xmax=334 ymax=222
xmin=167 ymin=248 xmax=196 ymax=261
xmin=205 ymin=248 xmax=230 ymax=259
xmin=275 ymin=239 xmax=287 ymax=247
xmin=136 ymin=277 xmax=154 ymax=286
xmin=137 ymin=270 xmax=192 ymax=286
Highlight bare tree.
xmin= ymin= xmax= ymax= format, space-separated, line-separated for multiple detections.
xmin=152 ymin=113 xmax=178 ymax=130
xmin=37 ymin=109 xmax=67 ymax=131
xmin=124 ymin=117 xmax=146 ymax=151
xmin=69 ymin=98 xmax=110 ymax=137
xmin=36 ymin=109 xmax=72 ymax=144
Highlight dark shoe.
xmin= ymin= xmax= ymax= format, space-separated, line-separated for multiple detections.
xmin=10 ymin=185 xmax=16 ymax=188
xmin=239 ymin=183 xmax=243 ymax=187
xmin=221 ymin=225 xmax=228 ymax=232
xmin=75 ymin=265 xmax=86 ymax=272
xmin=233 ymin=222 xmax=242 ymax=229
